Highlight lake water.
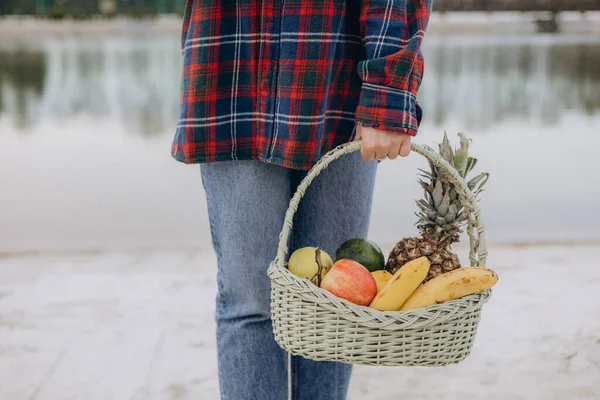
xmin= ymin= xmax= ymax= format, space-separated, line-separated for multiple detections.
xmin=1 ymin=31 xmax=599 ymax=252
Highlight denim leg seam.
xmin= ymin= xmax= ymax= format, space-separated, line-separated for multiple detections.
xmin=201 ymin=166 xmax=227 ymax=400
xmin=200 ymin=167 xmax=223 ymax=264
xmin=335 ymin=362 xmax=339 ymax=400
xmin=291 ymin=355 xmax=298 ymax=400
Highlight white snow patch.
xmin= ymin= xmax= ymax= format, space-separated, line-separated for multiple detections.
xmin=0 ymin=246 xmax=598 ymax=399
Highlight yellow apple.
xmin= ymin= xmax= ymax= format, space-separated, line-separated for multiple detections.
xmin=288 ymin=247 xmax=333 ymax=284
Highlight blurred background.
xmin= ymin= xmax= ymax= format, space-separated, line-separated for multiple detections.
xmin=1 ymin=2 xmax=599 ymax=253
xmin=1 ymin=1 xmax=599 ymax=400
xmin=0 ymin=0 xmax=186 ymax=17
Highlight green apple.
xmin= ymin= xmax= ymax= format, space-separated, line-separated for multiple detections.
xmin=288 ymin=247 xmax=333 ymax=284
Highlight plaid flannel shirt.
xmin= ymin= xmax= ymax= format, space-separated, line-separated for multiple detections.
xmin=173 ymin=0 xmax=430 ymax=170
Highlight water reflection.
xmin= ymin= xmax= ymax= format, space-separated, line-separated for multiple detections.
xmin=2 ymin=33 xmax=599 ymax=251
xmin=0 ymin=37 xmax=181 ymax=135
xmin=0 ymin=35 xmax=599 ymax=133
xmin=0 ymin=50 xmax=46 ymax=129
xmin=420 ymin=37 xmax=600 ymax=129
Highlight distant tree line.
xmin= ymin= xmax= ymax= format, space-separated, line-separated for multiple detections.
xmin=0 ymin=0 xmax=37 ymax=15
xmin=0 ymin=0 xmax=186 ymax=18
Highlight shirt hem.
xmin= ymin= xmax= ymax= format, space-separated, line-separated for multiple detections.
xmin=172 ymin=150 xmax=317 ymax=171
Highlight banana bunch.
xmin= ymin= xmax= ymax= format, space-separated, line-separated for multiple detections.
xmin=369 ymin=257 xmax=497 ymax=312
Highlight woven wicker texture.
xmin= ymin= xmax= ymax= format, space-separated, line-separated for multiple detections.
xmin=267 ymin=140 xmax=491 ymax=366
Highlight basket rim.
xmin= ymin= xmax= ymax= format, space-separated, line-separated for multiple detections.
xmin=269 ymin=261 xmax=491 ymax=330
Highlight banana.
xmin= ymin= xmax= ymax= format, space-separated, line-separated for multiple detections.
xmin=369 ymin=257 xmax=430 ymax=311
xmin=400 ymin=267 xmax=498 ymax=311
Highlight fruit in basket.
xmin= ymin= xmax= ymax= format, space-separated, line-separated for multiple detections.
xmin=386 ymin=133 xmax=489 ymax=282
xmin=335 ymin=238 xmax=385 ymax=272
xmin=288 ymin=247 xmax=333 ymax=285
xmin=400 ymin=267 xmax=498 ymax=311
xmin=320 ymin=259 xmax=377 ymax=306
xmin=371 ymin=270 xmax=392 ymax=292
xmin=369 ymin=257 xmax=430 ymax=311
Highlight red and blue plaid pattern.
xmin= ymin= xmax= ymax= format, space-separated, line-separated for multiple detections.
xmin=173 ymin=0 xmax=431 ymax=170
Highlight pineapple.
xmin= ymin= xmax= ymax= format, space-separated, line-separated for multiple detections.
xmin=386 ymin=133 xmax=489 ymax=281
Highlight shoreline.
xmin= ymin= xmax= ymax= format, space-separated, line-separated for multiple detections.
xmin=0 ymin=12 xmax=599 ymax=38
xmin=1 ymin=239 xmax=599 ymax=259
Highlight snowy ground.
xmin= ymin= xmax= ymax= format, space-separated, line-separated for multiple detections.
xmin=1 ymin=245 xmax=599 ymax=400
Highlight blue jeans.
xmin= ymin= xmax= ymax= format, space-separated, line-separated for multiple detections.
xmin=200 ymin=151 xmax=377 ymax=400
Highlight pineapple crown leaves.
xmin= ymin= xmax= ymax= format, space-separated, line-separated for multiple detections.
xmin=439 ymin=133 xmax=455 ymax=169
xmin=415 ymin=132 xmax=489 ymax=244
xmin=468 ymin=172 xmax=489 ymax=198
xmin=453 ymin=133 xmax=490 ymax=197
xmin=434 ymin=132 xmax=489 ymax=197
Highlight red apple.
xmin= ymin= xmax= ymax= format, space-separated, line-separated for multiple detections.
xmin=320 ymin=259 xmax=377 ymax=306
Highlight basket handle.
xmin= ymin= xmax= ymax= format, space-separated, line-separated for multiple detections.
xmin=269 ymin=140 xmax=488 ymax=275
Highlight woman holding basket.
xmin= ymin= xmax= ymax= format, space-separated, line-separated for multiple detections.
xmin=172 ymin=0 xmax=431 ymax=398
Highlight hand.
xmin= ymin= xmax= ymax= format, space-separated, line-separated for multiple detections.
xmin=355 ymin=124 xmax=412 ymax=162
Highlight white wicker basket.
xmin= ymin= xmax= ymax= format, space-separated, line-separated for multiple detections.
xmin=267 ymin=140 xmax=491 ymax=366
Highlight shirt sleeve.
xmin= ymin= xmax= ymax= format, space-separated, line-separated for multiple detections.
xmin=355 ymin=0 xmax=431 ymax=135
